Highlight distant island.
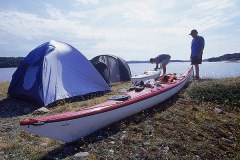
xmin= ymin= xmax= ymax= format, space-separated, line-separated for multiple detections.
xmin=128 ymin=53 xmax=240 ymax=63
xmin=208 ymin=53 xmax=240 ymax=62
xmin=0 ymin=53 xmax=239 ymax=68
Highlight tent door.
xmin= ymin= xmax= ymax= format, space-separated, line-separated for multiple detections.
xmin=95 ymin=62 xmax=110 ymax=84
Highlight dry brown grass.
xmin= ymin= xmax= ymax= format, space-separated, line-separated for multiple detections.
xmin=0 ymin=81 xmax=9 ymax=98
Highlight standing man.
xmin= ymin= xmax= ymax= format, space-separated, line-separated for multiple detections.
xmin=189 ymin=29 xmax=205 ymax=80
xmin=150 ymin=54 xmax=171 ymax=75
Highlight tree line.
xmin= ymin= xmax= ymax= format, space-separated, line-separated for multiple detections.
xmin=0 ymin=57 xmax=25 ymax=68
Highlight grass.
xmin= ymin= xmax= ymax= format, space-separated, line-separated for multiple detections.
xmin=187 ymin=78 xmax=240 ymax=108
xmin=0 ymin=77 xmax=240 ymax=159
xmin=0 ymin=81 xmax=9 ymax=98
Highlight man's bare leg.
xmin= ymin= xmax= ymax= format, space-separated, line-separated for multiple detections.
xmin=194 ymin=64 xmax=199 ymax=79
xmin=162 ymin=64 xmax=166 ymax=75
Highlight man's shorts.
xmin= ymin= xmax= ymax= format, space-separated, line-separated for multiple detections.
xmin=159 ymin=57 xmax=171 ymax=69
xmin=162 ymin=57 xmax=171 ymax=65
xmin=191 ymin=56 xmax=202 ymax=65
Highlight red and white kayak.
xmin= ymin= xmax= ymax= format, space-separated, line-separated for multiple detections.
xmin=20 ymin=67 xmax=193 ymax=142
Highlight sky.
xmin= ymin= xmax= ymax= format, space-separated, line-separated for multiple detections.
xmin=0 ymin=0 xmax=239 ymax=61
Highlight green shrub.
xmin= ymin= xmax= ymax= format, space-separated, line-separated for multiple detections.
xmin=188 ymin=79 xmax=240 ymax=108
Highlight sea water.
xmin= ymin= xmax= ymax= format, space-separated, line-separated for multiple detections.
xmin=0 ymin=62 xmax=240 ymax=82
xmin=129 ymin=61 xmax=240 ymax=79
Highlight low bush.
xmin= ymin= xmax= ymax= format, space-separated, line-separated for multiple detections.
xmin=188 ymin=78 xmax=240 ymax=108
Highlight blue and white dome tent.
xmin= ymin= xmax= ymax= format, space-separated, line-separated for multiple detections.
xmin=8 ymin=40 xmax=110 ymax=106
